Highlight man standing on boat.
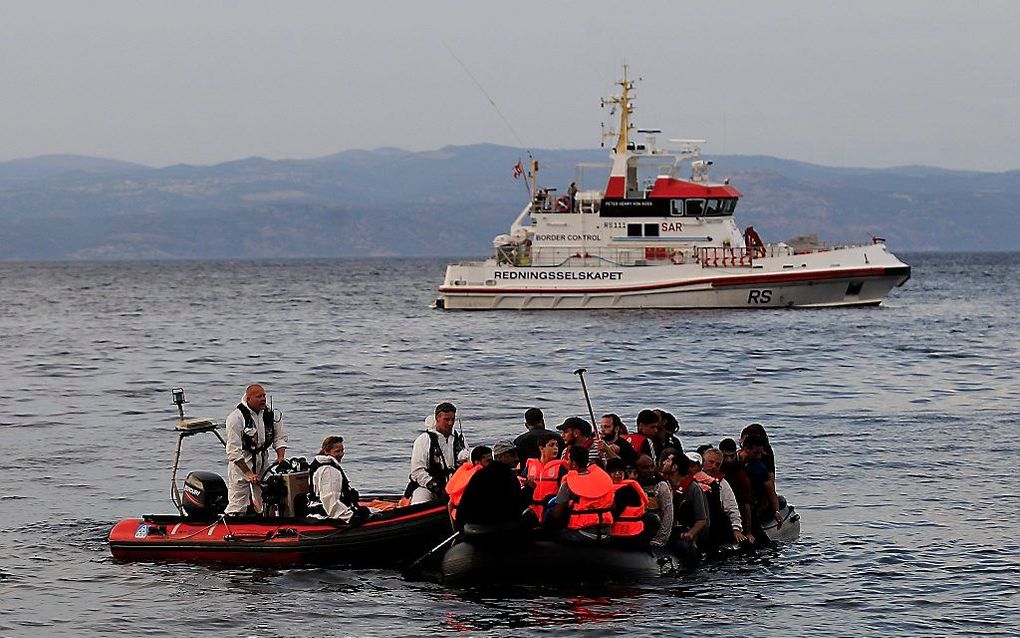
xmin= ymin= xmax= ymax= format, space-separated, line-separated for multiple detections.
xmin=513 ymin=407 xmax=562 ymax=462
xmin=224 ymin=384 xmax=288 ymax=516
xmin=408 ymin=402 xmax=469 ymax=504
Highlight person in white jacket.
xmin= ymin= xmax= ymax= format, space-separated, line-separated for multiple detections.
xmin=407 ymin=402 xmax=469 ymax=504
xmin=307 ymin=435 xmax=364 ymax=523
xmin=224 ymin=384 xmax=288 ymax=515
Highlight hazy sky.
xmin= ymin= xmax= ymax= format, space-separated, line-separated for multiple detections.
xmin=2 ymin=1 xmax=1018 ymax=170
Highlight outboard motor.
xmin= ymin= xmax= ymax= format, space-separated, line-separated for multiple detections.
xmin=182 ymin=471 xmax=227 ymax=518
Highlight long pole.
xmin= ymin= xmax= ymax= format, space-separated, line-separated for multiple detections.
xmin=573 ymin=368 xmax=604 ymax=463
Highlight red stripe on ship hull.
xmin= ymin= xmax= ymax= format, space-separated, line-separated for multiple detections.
xmin=439 ymin=266 xmax=908 ymax=296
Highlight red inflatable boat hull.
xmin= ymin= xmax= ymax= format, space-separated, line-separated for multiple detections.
xmin=109 ymin=501 xmax=451 ymax=567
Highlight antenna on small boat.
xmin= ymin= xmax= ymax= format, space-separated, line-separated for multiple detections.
xmin=168 ymin=388 xmax=223 ymax=514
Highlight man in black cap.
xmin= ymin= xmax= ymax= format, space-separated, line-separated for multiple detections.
xmin=455 ymin=440 xmax=533 ymax=529
xmin=557 ymin=416 xmax=596 ymax=467
xmin=514 ymin=407 xmax=563 ymax=463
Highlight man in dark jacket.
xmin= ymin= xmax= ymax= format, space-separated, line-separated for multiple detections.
xmin=455 ymin=440 xmax=532 ymax=529
xmin=514 ymin=408 xmax=562 ymax=462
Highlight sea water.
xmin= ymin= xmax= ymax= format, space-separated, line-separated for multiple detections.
xmin=1 ymin=253 xmax=1018 ymax=636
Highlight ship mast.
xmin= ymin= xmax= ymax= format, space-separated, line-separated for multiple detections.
xmin=602 ymin=65 xmax=636 ymax=154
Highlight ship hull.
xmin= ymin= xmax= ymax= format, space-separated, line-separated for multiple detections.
xmin=438 ymin=247 xmax=910 ymax=311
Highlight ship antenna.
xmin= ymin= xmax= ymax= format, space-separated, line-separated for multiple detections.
xmin=443 ymin=41 xmax=536 ymax=194
xmin=601 ymin=64 xmax=638 ymax=155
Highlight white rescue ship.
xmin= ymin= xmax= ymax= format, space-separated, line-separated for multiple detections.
xmin=436 ymin=67 xmax=910 ymax=311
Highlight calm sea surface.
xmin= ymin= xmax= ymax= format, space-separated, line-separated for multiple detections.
xmin=1 ymin=253 xmax=1018 ymax=637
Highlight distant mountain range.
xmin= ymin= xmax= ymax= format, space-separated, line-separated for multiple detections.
xmin=1 ymin=146 xmax=1018 ymax=260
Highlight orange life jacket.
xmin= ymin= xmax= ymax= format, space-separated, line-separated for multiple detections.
xmin=525 ymin=457 xmax=566 ymax=522
xmin=610 ymin=480 xmax=648 ymax=538
xmin=445 ymin=462 xmax=480 ymax=523
xmin=564 ymin=465 xmax=614 ymax=530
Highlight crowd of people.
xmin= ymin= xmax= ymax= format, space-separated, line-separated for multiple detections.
xmin=398 ymin=402 xmax=787 ymax=566
xmin=223 ymin=385 xmax=786 ymax=566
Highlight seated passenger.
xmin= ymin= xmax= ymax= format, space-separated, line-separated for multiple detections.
xmin=653 ymin=409 xmax=685 ymax=457
xmin=547 ymin=445 xmax=615 ymax=543
xmin=669 ymin=453 xmax=710 ymax=567
xmin=700 ymin=447 xmax=750 ymax=545
xmin=307 ymin=435 xmax=368 ymax=523
xmin=720 ymin=437 xmax=754 ymax=542
xmin=523 ymin=432 xmax=567 ymax=523
xmin=556 ymin=417 xmax=597 ymax=467
xmin=740 ymin=433 xmax=783 ymax=538
xmin=455 ymin=441 xmax=532 ymax=530
xmin=635 ymin=454 xmax=673 ymax=549
xmin=599 ymin=413 xmax=637 ymax=464
xmin=624 ymin=410 xmax=658 ymax=459
xmin=606 ymin=458 xmax=648 ymax=543
xmin=740 ymin=422 xmax=777 ymax=476
xmin=446 ymin=445 xmax=492 ymax=525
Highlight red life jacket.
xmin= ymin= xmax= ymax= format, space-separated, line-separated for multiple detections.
xmin=610 ymin=479 xmax=648 ymax=538
xmin=623 ymin=433 xmax=648 ymax=456
xmin=525 ymin=457 xmax=566 ymax=522
xmin=445 ymin=462 xmax=480 ymax=523
xmin=564 ymin=465 xmax=614 ymax=530
xmin=692 ymin=471 xmax=715 ymax=493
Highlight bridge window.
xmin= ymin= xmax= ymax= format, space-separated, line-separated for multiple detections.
xmin=686 ymin=199 xmax=705 ymax=216
xmin=644 ymin=223 xmax=659 ymax=237
xmin=627 ymin=223 xmax=642 ymax=237
xmin=705 ymin=199 xmax=725 ymax=215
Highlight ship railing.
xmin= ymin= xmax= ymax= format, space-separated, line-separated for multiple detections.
xmin=519 ymin=244 xmax=807 ymax=268
xmin=523 ymin=246 xmax=684 ymax=268
xmin=698 ymin=246 xmax=756 ymax=268
xmin=696 ymin=244 xmax=796 ymax=267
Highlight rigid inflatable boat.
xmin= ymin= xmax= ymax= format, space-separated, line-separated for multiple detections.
xmin=109 ymin=498 xmax=451 ymax=567
xmin=108 ymin=389 xmax=451 ymax=567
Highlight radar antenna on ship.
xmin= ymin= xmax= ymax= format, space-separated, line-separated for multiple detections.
xmin=600 ymin=64 xmax=638 ymax=152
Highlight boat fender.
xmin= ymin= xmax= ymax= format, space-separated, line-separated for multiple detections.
xmin=670 ymin=251 xmax=686 ymax=265
xmin=555 ymin=195 xmax=571 ymax=212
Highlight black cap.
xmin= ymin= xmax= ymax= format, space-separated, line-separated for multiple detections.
xmin=556 ymin=416 xmax=592 ymax=438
